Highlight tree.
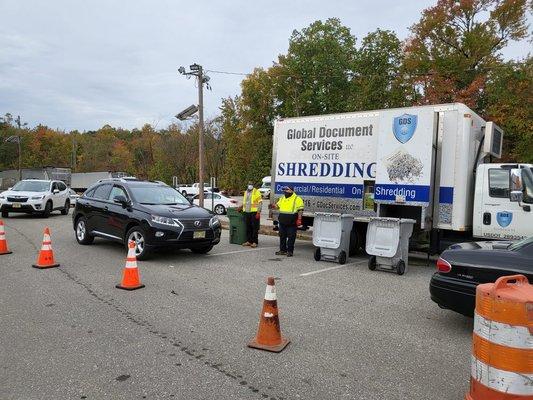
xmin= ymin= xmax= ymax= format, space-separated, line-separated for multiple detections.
xmin=485 ymin=58 xmax=533 ymax=161
xmin=274 ymin=18 xmax=358 ymax=117
xmin=352 ymin=29 xmax=411 ymax=110
xmin=404 ymin=0 xmax=529 ymax=108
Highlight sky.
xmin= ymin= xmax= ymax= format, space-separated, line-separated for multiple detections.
xmin=0 ymin=0 xmax=530 ymax=132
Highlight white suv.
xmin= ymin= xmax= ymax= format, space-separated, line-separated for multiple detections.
xmin=0 ymin=179 xmax=70 ymax=218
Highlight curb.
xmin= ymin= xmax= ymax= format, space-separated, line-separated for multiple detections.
xmin=220 ymin=221 xmax=312 ymax=241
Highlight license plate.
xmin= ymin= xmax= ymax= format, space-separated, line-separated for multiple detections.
xmin=12 ymin=203 xmax=21 ymax=208
xmin=193 ymin=230 xmax=206 ymax=239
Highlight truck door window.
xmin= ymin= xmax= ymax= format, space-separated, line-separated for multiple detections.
xmin=488 ymin=169 xmax=510 ymax=198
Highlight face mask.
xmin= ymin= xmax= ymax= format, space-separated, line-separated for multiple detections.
xmin=284 ymin=192 xmax=292 ymax=198
xmin=247 ymin=185 xmax=253 ymax=191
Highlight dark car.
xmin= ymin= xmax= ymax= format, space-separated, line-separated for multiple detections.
xmin=72 ymin=178 xmax=221 ymax=259
xmin=430 ymin=236 xmax=533 ymax=317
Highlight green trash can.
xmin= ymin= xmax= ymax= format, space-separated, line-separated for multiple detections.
xmin=227 ymin=207 xmax=247 ymax=245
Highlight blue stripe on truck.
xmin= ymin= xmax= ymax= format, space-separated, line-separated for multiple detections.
xmin=374 ymin=184 xmax=430 ymax=203
xmin=274 ymin=182 xmax=364 ymax=199
xmin=439 ymin=187 xmax=454 ymax=204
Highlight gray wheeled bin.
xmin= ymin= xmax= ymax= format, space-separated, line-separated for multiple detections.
xmin=312 ymin=213 xmax=354 ymax=265
xmin=365 ymin=217 xmax=416 ymax=275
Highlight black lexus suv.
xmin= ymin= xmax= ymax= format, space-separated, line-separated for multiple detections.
xmin=72 ymin=178 xmax=221 ymax=259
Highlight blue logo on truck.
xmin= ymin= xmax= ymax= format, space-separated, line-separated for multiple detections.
xmin=496 ymin=211 xmax=513 ymax=227
xmin=393 ymin=114 xmax=418 ymax=144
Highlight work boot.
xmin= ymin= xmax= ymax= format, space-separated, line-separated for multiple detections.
xmin=250 ymin=243 xmax=257 ymax=248
xmin=275 ymin=251 xmax=287 ymax=256
xmin=242 ymin=242 xmax=251 ymax=246
xmin=287 ymin=252 xmax=293 ymax=257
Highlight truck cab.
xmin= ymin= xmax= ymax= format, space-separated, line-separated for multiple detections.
xmin=473 ymin=164 xmax=533 ymax=240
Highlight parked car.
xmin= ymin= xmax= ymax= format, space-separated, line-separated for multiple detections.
xmin=68 ymin=189 xmax=80 ymax=205
xmin=72 ymin=178 xmax=221 ymax=259
xmin=429 ymin=236 xmax=533 ymax=317
xmin=258 ymin=176 xmax=271 ymax=199
xmin=192 ymin=191 xmax=238 ymax=215
xmin=177 ymin=182 xmax=215 ymax=197
xmin=0 ymin=179 xmax=70 ymax=218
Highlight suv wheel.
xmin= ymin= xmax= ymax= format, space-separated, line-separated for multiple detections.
xmin=126 ymin=226 xmax=149 ymax=260
xmin=75 ymin=217 xmax=94 ymax=245
xmin=42 ymin=201 xmax=52 ymax=218
xmin=61 ymin=200 xmax=70 ymax=215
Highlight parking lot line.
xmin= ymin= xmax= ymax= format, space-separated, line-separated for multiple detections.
xmin=207 ymin=246 xmax=278 ymax=257
xmin=299 ymin=259 xmax=367 ymax=277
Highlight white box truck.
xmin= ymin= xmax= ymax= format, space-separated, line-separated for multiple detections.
xmin=270 ymin=103 xmax=533 ymax=253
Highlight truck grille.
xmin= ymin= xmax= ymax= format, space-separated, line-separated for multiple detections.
xmin=7 ymin=197 xmax=28 ymax=203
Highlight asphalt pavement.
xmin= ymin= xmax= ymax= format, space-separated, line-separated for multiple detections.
xmin=0 ymin=212 xmax=474 ymax=400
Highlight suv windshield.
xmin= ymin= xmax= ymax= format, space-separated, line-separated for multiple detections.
xmin=130 ymin=185 xmax=189 ymax=205
xmin=12 ymin=181 xmax=49 ymax=192
xmin=508 ymin=236 xmax=533 ymax=251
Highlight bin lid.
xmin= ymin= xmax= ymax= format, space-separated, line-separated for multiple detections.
xmin=365 ymin=217 xmax=401 ymax=257
xmin=313 ymin=213 xmax=345 ymax=248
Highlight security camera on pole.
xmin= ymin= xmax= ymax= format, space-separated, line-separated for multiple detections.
xmin=177 ymin=64 xmax=211 ymax=208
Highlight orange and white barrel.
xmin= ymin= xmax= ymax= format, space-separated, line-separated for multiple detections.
xmin=466 ymin=274 xmax=533 ymax=399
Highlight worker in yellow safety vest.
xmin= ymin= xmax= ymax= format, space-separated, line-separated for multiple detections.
xmin=270 ymin=185 xmax=304 ymax=257
xmin=240 ymin=181 xmax=263 ymax=248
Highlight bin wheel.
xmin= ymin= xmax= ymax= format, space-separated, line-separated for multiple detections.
xmin=368 ymin=256 xmax=377 ymax=271
xmin=338 ymin=251 xmax=347 ymax=265
xmin=396 ymin=260 xmax=406 ymax=275
xmin=314 ymin=248 xmax=321 ymax=261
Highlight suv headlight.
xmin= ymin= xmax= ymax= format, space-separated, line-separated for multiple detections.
xmin=210 ymin=216 xmax=221 ymax=228
xmin=0 ymin=195 xmax=4 ymax=200
xmin=31 ymin=195 xmax=45 ymax=200
xmin=151 ymin=215 xmax=177 ymax=226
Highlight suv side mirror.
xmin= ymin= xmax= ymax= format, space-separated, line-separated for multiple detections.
xmin=53 ymin=189 xmax=60 ymax=194
xmin=113 ymin=195 xmax=129 ymax=207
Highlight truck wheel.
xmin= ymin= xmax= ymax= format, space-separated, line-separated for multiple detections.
xmin=42 ymin=201 xmax=52 ymax=218
xmin=338 ymin=250 xmax=347 ymax=265
xmin=314 ymin=248 xmax=321 ymax=261
xmin=61 ymin=200 xmax=70 ymax=215
xmin=396 ymin=260 xmax=406 ymax=275
xmin=368 ymin=256 xmax=377 ymax=271
xmin=1 ymin=211 xmax=8 ymax=218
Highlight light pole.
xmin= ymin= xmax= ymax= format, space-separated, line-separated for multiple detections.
xmin=177 ymin=64 xmax=211 ymax=207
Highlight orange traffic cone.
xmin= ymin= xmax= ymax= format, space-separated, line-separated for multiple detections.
xmin=32 ymin=227 xmax=59 ymax=269
xmin=116 ymin=241 xmax=145 ymax=290
xmin=0 ymin=220 xmax=12 ymax=255
xmin=248 ymin=276 xmax=290 ymax=353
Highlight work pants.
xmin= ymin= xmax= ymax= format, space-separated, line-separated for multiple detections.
xmin=244 ymin=212 xmax=259 ymax=244
xmin=279 ymin=222 xmax=297 ymax=253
